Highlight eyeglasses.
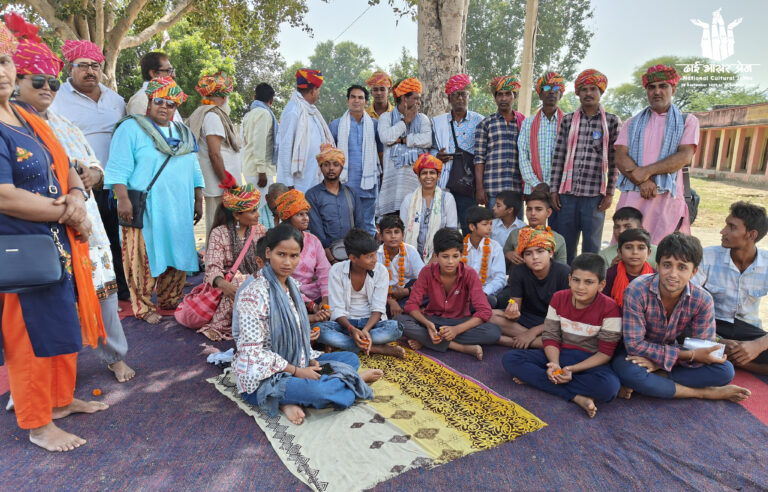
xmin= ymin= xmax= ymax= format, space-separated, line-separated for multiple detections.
xmin=152 ymin=97 xmax=177 ymax=109
xmin=70 ymin=62 xmax=102 ymax=71
xmin=540 ymin=85 xmax=562 ymax=92
xmin=21 ymin=75 xmax=61 ymax=92
xmin=155 ymin=67 xmax=176 ymax=76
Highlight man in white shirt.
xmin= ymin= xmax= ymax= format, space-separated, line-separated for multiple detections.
xmin=242 ymin=83 xmax=278 ymax=206
xmin=125 ymin=52 xmax=183 ymax=123
xmin=463 ymin=206 xmax=507 ymax=308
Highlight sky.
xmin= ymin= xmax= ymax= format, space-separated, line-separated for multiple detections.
xmin=278 ymin=0 xmax=767 ymax=88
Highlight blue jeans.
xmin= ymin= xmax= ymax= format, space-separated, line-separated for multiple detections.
xmin=349 ymin=187 xmax=377 ymax=237
xmin=553 ymin=194 xmax=605 ymax=264
xmin=454 ymin=193 xmax=476 ymax=235
xmin=611 ymin=347 xmax=735 ymax=399
xmin=316 ymin=317 xmax=402 ymax=352
xmin=502 ymin=348 xmax=620 ymax=402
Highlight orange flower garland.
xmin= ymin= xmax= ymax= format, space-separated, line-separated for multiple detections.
xmin=383 ymin=242 xmax=407 ymax=293
xmin=462 ymin=234 xmax=491 ymax=284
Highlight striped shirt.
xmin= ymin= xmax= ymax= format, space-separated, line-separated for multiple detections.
xmin=431 ymin=111 xmax=484 ymax=189
xmin=517 ymin=110 xmax=561 ymax=194
xmin=543 ymin=290 xmax=622 ymax=356
xmin=473 ymin=112 xmax=522 ymax=195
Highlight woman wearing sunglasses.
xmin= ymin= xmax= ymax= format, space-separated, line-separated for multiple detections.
xmin=103 ymin=77 xmax=205 ymax=325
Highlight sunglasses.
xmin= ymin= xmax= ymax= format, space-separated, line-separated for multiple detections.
xmin=24 ymin=75 xmax=61 ymax=92
xmin=541 ymin=85 xmax=562 ymax=92
xmin=152 ymin=97 xmax=177 ymax=109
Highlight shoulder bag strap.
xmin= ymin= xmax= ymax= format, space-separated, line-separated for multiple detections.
xmin=343 ymin=185 xmax=355 ymax=227
xmin=145 ymin=154 xmax=173 ymax=193
xmin=449 ymin=116 xmax=462 ymax=152
xmin=226 ymin=226 xmax=258 ymax=279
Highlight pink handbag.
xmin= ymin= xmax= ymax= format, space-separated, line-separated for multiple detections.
xmin=175 ymin=227 xmax=256 ymax=329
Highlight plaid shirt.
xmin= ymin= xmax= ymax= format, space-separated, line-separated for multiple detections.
xmin=622 ymin=273 xmax=716 ymax=372
xmin=517 ymin=110 xmax=561 ymax=194
xmin=473 ymin=112 xmax=522 ymax=195
xmin=550 ymin=108 xmax=621 ymax=197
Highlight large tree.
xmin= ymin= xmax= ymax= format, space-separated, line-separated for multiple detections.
xmin=308 ymin=40 xmax=375 ymax=121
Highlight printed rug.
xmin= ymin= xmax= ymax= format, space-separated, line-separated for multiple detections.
xmin=207 ymin=348 xmax=545 ymax=491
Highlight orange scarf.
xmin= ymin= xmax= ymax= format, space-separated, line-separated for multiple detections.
xmin=611 ymin=260 xmax=654 ymax=308
xmin=15 ymin=105 xmax=105 ymax=348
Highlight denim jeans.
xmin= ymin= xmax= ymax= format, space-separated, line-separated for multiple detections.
xmin=316 ymin=317 xmax=402 ymax=352
xmin=348 ymin=186 xmax=377 ymax=237
xmin=553 ymin=194 xmax=605 ymax=264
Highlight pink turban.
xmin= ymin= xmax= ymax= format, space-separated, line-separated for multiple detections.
xmin=642 ymin=64 xmax=681 ymax=88
xmin=366 ymin=71 xmax=393 ymax=88
xmin=62 ymin=39 xmax=104 ymax=63
xmin=445 ymin=73 xmax=471 ymax=95
xmin=5 ymin=13 xmax=62 ymax=76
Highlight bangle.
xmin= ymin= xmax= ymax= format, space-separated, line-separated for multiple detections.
xmin=689 ymin=350 xmax=696 ymax=363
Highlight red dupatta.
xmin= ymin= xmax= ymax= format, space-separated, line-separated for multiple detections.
xmin=529 ymin=107 xmax=564 ymax=182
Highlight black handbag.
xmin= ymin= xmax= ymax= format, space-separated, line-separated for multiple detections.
xmin=444 ymin=117 xmax=476 ymax=198
xmin=118 ymin=154 xmax=172 ymax=229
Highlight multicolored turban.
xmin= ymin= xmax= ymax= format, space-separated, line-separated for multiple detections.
xmin=296 ymin=68 xmax=323 ymax=89
xmin=535 ymin=71 xmax=565 ymax=95
xmin=61 ymin=39 xmax=104 ymax=63
xmin=445 ymin=73 xmax=471 ymax=95
xmin=574 ymin=69 xmax=608 ymax=93
xmin=146 ymin=76 xmax=187 ymax=105
xmin=642 ymin=64 xmax=681 ymax=88
xmin=489 ymin=76 xmax=503 ymax=93
xmin=0 ymin=20 xmax=18 ymax=57
xmin=412 ymin=153 xmax=443 ymax=176
xmin=219 ymin=172 xmax=260 ymax=213
xmin=5 ymin=13 xmax=63 ymax=76
xmin=195 ymin=72 xmax=234 ymax=98
xmin=275 ymin=189 xmax=311 ymax=221
xmin=494 ymin=75 xmax=521 ymax=94
xmin=316 ymin=142 xmax=345 ymax=167
xmin=393 ymin=78 xmax=422 ymax=98
xmin=516 ymin=225 xmax=556 ymax=255
xmin=366 ymin=70 xmax=392 ymax=88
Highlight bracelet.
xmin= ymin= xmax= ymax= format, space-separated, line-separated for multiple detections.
xmin=689 ymin=350 xmax=696 ymax=363
xmin=69 ymin=186 xmax=89 ymax=201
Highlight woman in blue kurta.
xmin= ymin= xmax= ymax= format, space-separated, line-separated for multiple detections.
xmin=104 ymin=77 xmax=204 ymax=324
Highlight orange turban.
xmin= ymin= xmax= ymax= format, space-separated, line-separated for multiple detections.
xmin=413 ymin=153 xmax=443 ymax=176
xmin=393 ymin=78 xmax=422 ymax=97
xmin=494 ymin=75 xmax=521 ymax=94
xmin=574 ymin=69 xmax=608 ymax=93
xmin=316 ymin=142 xmax=345 ymax=167
xmin=366 ymin=70 xmax=392 ymax=88
xmin=195 ymin=72 xmax=234 ymax=98
xmin=275 ymin=189 xmax=310 ymax=221
xmin=219 ymin=172 xmax=260 ymax=213
xmin=642 ymin=64 xmax=681 ymax=88
xmin=296 ymin=68 xmax=323 ymax=89
xmin=535 ymin=71 xmax=565 ymax=95
xmin=516 ymin=226 xmax=556 ymax=255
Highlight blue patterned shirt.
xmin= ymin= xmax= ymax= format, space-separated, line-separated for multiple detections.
xmin=518 ymin=109 xmax=561 ymax=195
xmin=473 ymin=112 xmax=522 ymax=195
xmin=431 ymin=111 xmax=484 ymax=189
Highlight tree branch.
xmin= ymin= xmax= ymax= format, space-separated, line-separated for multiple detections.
xmin=118 ymin=0 xmax=195 ymax=49
xmin=106 ymin=0 xmax=151 ymax=49
xmin=21 ymin=0 xmax=79 ymax=39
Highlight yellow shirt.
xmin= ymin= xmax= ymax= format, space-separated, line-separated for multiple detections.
xmin=365 ymin=101 xmax=394 ymax=120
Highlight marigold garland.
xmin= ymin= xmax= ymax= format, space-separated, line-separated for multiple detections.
xmin=383 ymin=242 xmax=406 ymax=293
xmin=462 ymin=234 xmax=491 ymax=284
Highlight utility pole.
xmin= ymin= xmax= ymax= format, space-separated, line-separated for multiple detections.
xmin=518 ymin=0 xmax=539 ymax=116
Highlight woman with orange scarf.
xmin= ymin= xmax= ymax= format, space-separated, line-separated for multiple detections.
xmin=0 ymin=14 xmax=106 ymax=452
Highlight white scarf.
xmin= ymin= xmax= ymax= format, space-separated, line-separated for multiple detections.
xmin=337 ymin=110 xmax=379 ymax=190
xmin=404 ymin=186 xmax=444 ymax=260
xmin=288 ymin=91 xmax=334 ymax=179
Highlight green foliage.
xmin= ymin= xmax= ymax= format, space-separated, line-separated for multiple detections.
xmin=388 ymin=47 xmax=418 ymax=83
xmin=308 ymin=40 xmax=375 ymax=121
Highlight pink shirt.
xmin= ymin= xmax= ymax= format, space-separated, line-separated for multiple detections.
xmin=292 ymin=231 xmax=330 ymax=302
xmin=614 ymin=110 xmax=700 ymax=162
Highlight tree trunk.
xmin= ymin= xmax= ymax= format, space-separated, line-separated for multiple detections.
xmin=417 ymin=0 xmax=470 ymax=117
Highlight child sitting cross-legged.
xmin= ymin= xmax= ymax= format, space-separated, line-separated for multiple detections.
xmin=377 ymin=215 xmax=425 ymax=318
xmin=462 ymin=205 xmax=507 ymax=308
xmin=316 ymin=229 xmax=406 ymax=358
xmin=395 ymin=228 xmax=501 ymax=360
xmin=502 ymin=253 xmax=622 ymax=418
xmin=603 ymin=228 xmax=654 ymax=310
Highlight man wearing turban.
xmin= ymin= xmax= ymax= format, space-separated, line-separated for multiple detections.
xmin=550 ymin=69 xmax=621 ymax=264
xmin=276 ymin=68 xmax=334 ymax=194
xmin=431 ymin=73 xmax=484 ymax=233
xmin=365 ymin=70 xmax=394 ymax=120
xmin=614 ymin=64 xmax=699 ymax=243
xmin=187 ymin=71 xmax=244 ymax=240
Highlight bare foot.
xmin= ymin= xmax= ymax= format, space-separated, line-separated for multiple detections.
xmin=406 ymin=339 xmax=422 ymax=351
xmin=702 ymin=385 xmax=751 ymax=402
xmin=108 ymin=360 xmax=136 ymax=383
xmin=452 ymin=343 xmax=483 ymax=361
xmin=370 ymin=344 xmax=406 ymax=358
xmin=617 ymin=387 xmax=633 ymax=400
xmin=29 ymin=422 xmax=86 ymax=452
xmin=280 ymin=404 xmax=305 ymax=425
xmin=200 ymin=328 xmax=222 ymax=342
xmin=361 ymin=369 xmax=384 ymax=383
xmin=141 ymin=312 xmax=162 ymax=324
xmin=512 ymin=377 xmax=526 ymax=385
xmin=52 ymin=399 xmax=109 ymax=420
xmin=572 ymin=395 xmax=597 ymax=418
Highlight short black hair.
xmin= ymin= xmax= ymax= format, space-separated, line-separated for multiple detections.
xmin=344 ymin=228 xmax=378 ymax=257
xmin=613 ymin=206 xmax=644 ymax=223
xmin=254 ymin=83 xmax=275 ymax=102
xmin=140 ymin=52 xmax=168 ymax=81
xmin=347 ymin=84 xmax=369 ymax=102
xmin=495 ymin=190 xmax=523 ymax=216
xmin=570 ymin=253 xmax=606 ymax=282
xmin=730 ymin=201 xmax=768 ymax=242
xmin=618 ymin=228 xmax=652 ymax=250
xmin=255 ymin=236 xmax=267 ymax=262
xmin=526 ymin=191 xmax=552 ymax=209
xmin=433 ymin=227 xmax=463 ymax=254
xmin=655 ymin=232 xmax=703 ymax=268
xmin=378 ymin=214 xmax=404 ymax=233
xmin=466 ymin=205 xmax=493 ymax=226
xmin=265 ymin=222 xmax=304 ymax=251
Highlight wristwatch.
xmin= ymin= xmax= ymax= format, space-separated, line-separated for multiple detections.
xmin=70 ymin=186 xmax=89 ymax=201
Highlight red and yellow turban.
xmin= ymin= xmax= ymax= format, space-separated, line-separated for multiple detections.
xmin=642 ymin=64 xmax=681 ymax=88
xmin=296 ymin=68 xmax=323 ymax=89
xmin=275 ymin=189 xmax=311 ymax=221
xmin=6 ymin=13 xmax=63 ymax=77
xmin=489 ymin=76 xmax=503 ymax=93
xmin=413 ymin=153 xmax=443 ymax=176
xmin=516 ymin=226 xmax=555 ymax=255
xmin=494 ymin=75 xmax=521 ymax=94
xmin=574 ymin=69 xmax=608 ymax=93
xmin=0 ymin=15 xmax=19 ymax=57
xmin=196 ymin=72 xmax=234 ymax=98
xmin=393 ymin=78 xmax=422 ymax=98
xmin=61 ymin=39 xmax=104 ymax=63
xmin=445 ymin=73 xmax=471 ymax=95
xmin=146 ymin=76 xmax=187 ymax=105
xmin=366 ymin=70 xmax=392 ymax=88
xmin=535 ymin=71 xmax=565 ymax=95
xmin=316 ymin=142 xmax=345 ymax=167
xmin=219 ymin=172 xmax=260 ymax=213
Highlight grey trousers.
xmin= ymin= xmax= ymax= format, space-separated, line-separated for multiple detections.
xmin=94 ymin=293 xmax=128 ymax=365
xmin=396 ymin=314 xmax=501 ymax=352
